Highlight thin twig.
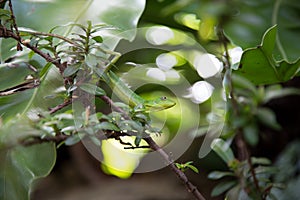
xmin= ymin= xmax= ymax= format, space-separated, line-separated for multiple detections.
xmin=8 ymin=0 xmax=22 ymax=50
xmin=100 ymin=94 xmax=206 ymax=200
xmin=99 ymin=95 xmax=130 ymax=119
xmin=0 ymin=26 xmax=66 ymax=73
xmin=218 ymin=27 xmax=262 ymax=198
xmin=144 ymin=137 xmax=206 ymax=200
xmin=49 ymin=99 xmax=72 ymax=114
xmin=247 ymin=155 xmax=262 ymax=199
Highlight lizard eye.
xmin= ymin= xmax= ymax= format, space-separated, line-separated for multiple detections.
xmin=161 ymin=96 xmax=167 ymax=100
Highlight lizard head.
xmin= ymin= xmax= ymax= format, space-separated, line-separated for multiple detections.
xmin=144 ymin=96 xmax=176 ymax=112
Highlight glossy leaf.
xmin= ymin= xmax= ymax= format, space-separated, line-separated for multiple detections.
xmin=0 ymin=143 xmax=56 ymax=200
xmin=235 ymin=26 xmax=300 ymax=85
xmin=224 ymin=0 xmax=300 ymax=62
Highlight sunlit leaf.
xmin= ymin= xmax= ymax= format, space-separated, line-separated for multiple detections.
xmin=187 ymin=164 xmax=199 ymax=173
xmin=92 ymin=36 xmax=103 ymax=43
xmin=235 ymin=26 xmax=300 ymax=85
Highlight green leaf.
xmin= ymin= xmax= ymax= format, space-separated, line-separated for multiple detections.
xmin=0 ymin=143 xmax=56 ymax=200
xmin=251 ymin=157 xmax=271 ymax=165
xmin=0 ymin=8 xmax=10 ymax=21
xmin=61 ymin=126 xmax=76 ymax=133
xmin=119 ymin=120 xmax=143 ymax=133
xmin=243 ymin=123 xmax=259 ymax=146
xmin=224 ymin=0 xmax=300 ymax=62
xmin=256 ymin=108 xmax=281 ymax=130
xmin=65 ymin=134 xmax=81 ymax=146
xmin=255 ymin=166 xmax=278 ymax=174
xmin=232 ymin=74 xmax=257 ymax=95
xmin=39 ymin=62 xmax=53 ymax=78
xmin=211 ymin=181 xmax=237 ymax=197
xmin=235 ymin=25 xmax=300 ymax=85
xmin=263 ymin=86 xmax=300 ymax=103
xmin=211 ymin=138 xmax=235 ymax=164
xmin=63 ymin=64 xmax=81 ymax=77
xmin=92 ymin=36 xmax=103 ymax=43
xmin=134 ymin=136 xmax=142 ymax=147
xmin=95 ymin=121 xmax=120 ymax=131
xmin=79 ymin=83 xmax=106 ymax=96
xmin=187 ymin=164 xmax=199 ymax=173
xmin=208 ymin=171 xmax=235 ymax=180
xmin=175 ymin=163 xmax=182 ymax=169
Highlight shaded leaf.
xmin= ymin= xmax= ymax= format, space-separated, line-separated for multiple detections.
xmin=65 ymin=134 xmax=81 ymax=146
xmin=208 ymin=171 xmax=235 ymax=180
xmin=243 ymin=123 xmax=259 ymax=146
xmin=134 ymin=136 xmax=142 ymax=147
xmin=211 ymin=138 xmax=235 ymax=164
xmin=263 ymin=86 xmax=300 ymax=103
xmin=256 ymin=108 xmax=281 ymax=130
xmin=211 ymin=181 xmax=237 ymax=197
xmin=251 ymin=157 xmax=271 ymax=165
xmin=0 ymin=143 xmax=56 ymax=200
xmin=255 ymin=166 xmax=278 ymax=174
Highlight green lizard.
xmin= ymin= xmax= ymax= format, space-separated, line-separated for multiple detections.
xmin=101 ymin=70 xmax=176 ymax=112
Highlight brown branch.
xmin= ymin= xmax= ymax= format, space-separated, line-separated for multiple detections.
xmin=247 ymin=155 xmax=262 ymax=199
xmin=100 ymin=95 xmax=206 ymax=200
xmin=144 ymin=137 xmax=206 ymax=200
xmin=218 ymin=27 xmax=263 ymax=199
xmin=49 ymin=99 xmax=72 ymax=114
xmin=7 ymin=0 xmax=22 ymax=51
xmin=99 ymin=95 xmax=130 ymax=118
xmin=0 ymin=26 xmax=66 ymax=73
